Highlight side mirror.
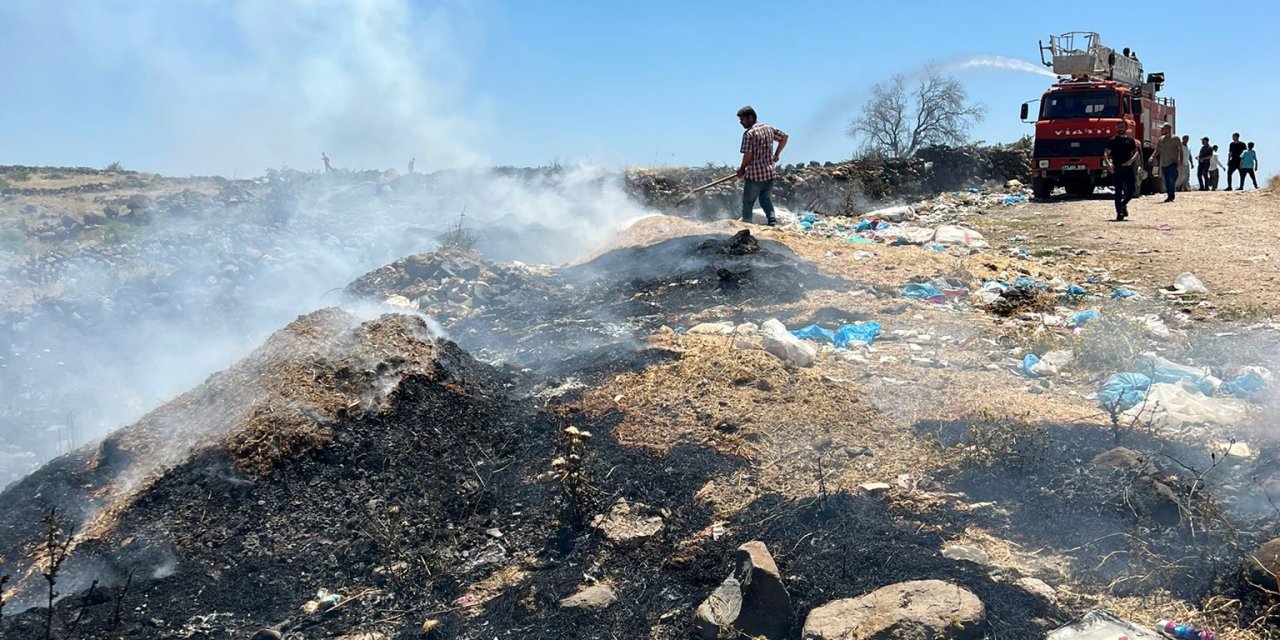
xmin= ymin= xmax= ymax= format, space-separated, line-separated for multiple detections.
xmin=1108 ymin=52 xmax=1117 ymax=67
xmin=1020 ymin=103 xmax=1029 ymax=121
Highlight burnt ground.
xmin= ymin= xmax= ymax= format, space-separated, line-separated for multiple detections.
xmin=3 ymin=189 xmax=1280 ymax=639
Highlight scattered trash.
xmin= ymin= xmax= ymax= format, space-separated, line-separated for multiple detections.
xmin=1170 ymin=272 xmax=1208 ymax=295
xmin=792 ymin=322 xmax=882 ymax=348
xmin=932 ymin=225 xmax=989 ymax=248
xmin=791 ymin=324 xmax=836 ymax=343
xmin=1097 ymin=373 xmax=1152 ymax=412
xmin=761 ymin=319 xmax=817 ymax=367
xmin=1001 ymin=193 xmax=1028 ymax=205
xmin=1221 ymin=367 xmax=1272 ymax=398
xmin=902 ymin=282 xmax=944 ymax=301
xmin=1070 ymin=310 xmax=1100 ymax=326
xmin=1024 ymin=350 xmax=1073 ymax=377
xmin=1155 ymin=224 xmax=1174 ymax=233
xmin=1047 ymin=610 xmax=1164 ymax=640
xmin=861 ymin=204 xmax=915 ymax=223
xmin=1110 ymin=288 xmax=1135 ymax=299
xmin=1134 ymin=353 xmax=1216 ymax=396
xmin=301 ymin=589 xmax=343 ymax=614
xmin=1065 ymin=284 xmax=1087 ymax=296
xmin=1124 ymin=383 xmax=1250 ymax=429
xmin=1156 ymin=619 xmax=1216 ymax=640
xmin=941 ymin=544 xmax=989 ymax=564
xmin=1021 ymin=354 xmax=1041 ymax=377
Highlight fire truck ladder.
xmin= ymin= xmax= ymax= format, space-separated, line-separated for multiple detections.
xmin=1039 ymin=32 xmax=1144 ymax=87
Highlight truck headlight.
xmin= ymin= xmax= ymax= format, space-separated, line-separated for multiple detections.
xmin=1038 ymin=160 xmax=1050 ymax=169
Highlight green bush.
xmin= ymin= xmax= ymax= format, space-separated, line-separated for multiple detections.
xmin=104 ymin=161 xmax=123 ymax=173
xmin=102 ymin=222 xmax=135 ymax=246
xmin=1072 ymin=309 xmax=1149 ymax=372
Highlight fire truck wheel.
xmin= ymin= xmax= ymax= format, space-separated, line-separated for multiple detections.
xmin=1064 ymin=182 xmax=1094 ymax=197
xmin=1031 ymin=178 xmax=1052 ymax=200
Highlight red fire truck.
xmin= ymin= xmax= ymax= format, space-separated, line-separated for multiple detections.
xmin=1021 ymin=32 xmax=1176 ymax=199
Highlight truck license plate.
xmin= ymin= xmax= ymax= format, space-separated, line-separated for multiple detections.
xmin=1063 ymin=164 xmax=1086 ymax=171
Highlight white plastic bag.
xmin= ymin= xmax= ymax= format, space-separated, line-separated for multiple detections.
xmin=760 ymin=319 xmax=816 ymax=367
xmin=932 ymin=225 xmax=990 ymax=248
xmin=1172 ymin=272 xmax=1207 ymax=294
xmin=1122 ymin=383 xmax=1250 ymax=429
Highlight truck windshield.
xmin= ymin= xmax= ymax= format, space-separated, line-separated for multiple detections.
xmin=1041 ymin=92 xmax=1119 ymax=119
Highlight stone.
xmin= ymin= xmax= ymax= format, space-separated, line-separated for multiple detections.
xmin=694 ymin=541 xmax=792 ymax=640
xmin=559 ymin=584 xmax=617 ymax=611
xmin=941 ymin=545 xmax=989 ymax=565
xmin=1244 ymin=537 xmax=1280 ymax=592
xmin=1090 ymin=447 xmax=1180 ymax=526
xmin=126 ymin=194 xmax=152 ymax=212
xmin=1015 ymin=577 xmax=1057 ymax=604
xmin=250 ymin=630 xmax=283 ymax=640
xmin=859 ymin=482 xmax=891 ymax=493
xmin=591 ymin=499 xmax=663 ymax=546
xmin=802 ymin=580 xmax=985 ymax=640
xmin=1090 ymin=447 xmax=1157 ymax=476
xmin=82 ymin=210 xmax=109 ymax=227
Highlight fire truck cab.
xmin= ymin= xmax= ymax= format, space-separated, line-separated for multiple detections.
xmin=1022 ymin=32 xmax=1175 ymax=199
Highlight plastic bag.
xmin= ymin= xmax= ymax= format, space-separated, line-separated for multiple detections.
xmin=1097 ymin=373 xmax=1152 ymax=412
xmin=902 ymin=283 xmax=944 ymax=301
xmin=835 ymin=322 xmax=881 ymax=347
xmin=1134 ymin=354 xmax=1216 ymax=396
xmin=1070 ymin=310 xmax=1100 ymax=326
xmin=862 ymin=204 xmax=914 ymax=222
xmin=761 ymin=319 xmax=816 ymax=367
xmin=1123 ymin=383 xmax=1249 ymax=429
xmin=1047 ymin=610 xmax=1163 ymax=640
xmin=1172 ymin=272 xmax=1207 ymax=294
xmin=933 ymin=225 xmax=990 ymax=248
xmin=791 ymin=324 xmax=836 ymax=343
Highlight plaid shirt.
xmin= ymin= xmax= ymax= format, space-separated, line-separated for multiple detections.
xmin=740 ymin=123 xmax=785 ymax=181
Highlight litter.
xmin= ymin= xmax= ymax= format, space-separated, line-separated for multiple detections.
xmin=1111 ymin=288 xmax=1135 ymax=299
xmin=761 ymin=319 xmax=817 ymax=367
xmin=1065 ymin=284 xmax=1087 ymax=296
xmin=932 ymin=225 xmax=989 ymax=248
xmin=1070 ymin=310 xmax=1100 ymax=326
xmin=1001 ymin=193 xmax=1028 ymax=205
xmin=1171 ymin=272 xmax=1208 ymax=294
xmin=1155 ymin=619 xmax=1216 ymax=640
xmin=1021 ymin=354 xmax=1040 ymax=377
xmin=1220 ymin=367 xmax=1271 ymax=398
xmin=1123 ymin=383 xmax=1250 ymax=429
xmin=1097 ymin=373 xmax=1152 ymax=412
xmin=1027 ymin=350 xmax=1073 ymax=377
xmin=902 ymin=283 xmax=944 ymax=301
xmin=1134 ymin=353 xmax=1216 ymax=396
xmin=1047 ymin=610 xmax=1164 ymax=640
xmin=861 ymin=204 xmax=915 ymax=223
xmin=834 ymin=322 xmax=881 ymax=347
xmin=687 ymin=322 xmax=737 ymax=335
xmin=791 ymin=324 xmax=836 ymax=343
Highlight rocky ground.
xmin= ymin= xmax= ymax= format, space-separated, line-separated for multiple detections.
xmin=0 ymin=160 xmax=1278 ymax=639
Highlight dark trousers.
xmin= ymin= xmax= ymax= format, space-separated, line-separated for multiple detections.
xmin=742 ymin=178 xmax=776 ymax=223
xmin=1208 ymin=169 xmax=1220 ymax=190
xmin=1240 ymin=168 xmax=1258 ymax=189
xmin=1113 ymin=166 xmax=1136 ymax=216
xmin=1162 ymin=164 xmax=1179 ymax=200
xmin=1227 ymin=160 xmax=1241 ymax=188
xmin=1197 ymin=162 xmax=1210 ymax=190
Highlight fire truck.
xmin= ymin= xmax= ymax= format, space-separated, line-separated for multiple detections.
xmin=1021 ymin=32 xmax=1175 ymax=199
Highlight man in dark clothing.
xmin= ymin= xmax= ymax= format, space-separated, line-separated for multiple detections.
xmin=1226 ymin=133 xmax=1246 ymax=190
xmin=1104 ymin=121 xmax=1140 ymax=220
xmin=1197 ymin=137 xmax=1212 ymax=191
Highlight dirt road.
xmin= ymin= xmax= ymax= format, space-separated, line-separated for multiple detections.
xmin=969 ymin=188 xmax=1279 ymax=314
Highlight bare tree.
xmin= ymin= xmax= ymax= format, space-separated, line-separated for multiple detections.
xmin=848 ymin=68 xmax=986 ymax=158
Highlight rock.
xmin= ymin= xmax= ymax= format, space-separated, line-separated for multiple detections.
xmin=1244 ymin=537 xmax=1280 ymax=592
xmin=250 ymin=630 xmax=283 ymax=640
xmin=1005 ymin=179 xmax=1024 ymax=190
xmin=694 ymin=541 xmax=792 ymax=639
xmin=1015 ymin=577 xmax=1057 ymax=604
xmin=591 ymin=499 xmax=663 ymax=546
xmin=559 ymin=584 xmax=618 ymax=611
xmin=694 ymin=577 xmax=742 ymax=639
xmin=734 ymin=541 xmax=792 ymax=639
xmin=126 ymin=194 xmax=153 ymax=212
xmin=59 ymin=213 xmax=82 ymax=230
xmin=82 ymin=210 xmax=109 ymax=227
xmin=1090 ymin=447 xmax=1180 ymax=526
xmin=802 ymin=580 xmax=985 ymax=640
xmin=688 ymin=322 xmax=737 ymax=335
xmin=859 ymin=482 xmax=891 ymax=493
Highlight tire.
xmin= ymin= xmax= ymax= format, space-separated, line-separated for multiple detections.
xmin=1064 ymin=182 xmax=1094 ymax=197
xmin=1031 ymin=177 xmax=1052 ymax=200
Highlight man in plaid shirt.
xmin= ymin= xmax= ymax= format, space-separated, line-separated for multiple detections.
xmin=735 ymin=106 xmax=789 ymax=225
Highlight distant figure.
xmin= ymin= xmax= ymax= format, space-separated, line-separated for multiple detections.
xmin=408 ymin=157 xmax=416 ymax=174
xmin=1151 ymin=124 xmax=1183 ymax=202
xmin=1225 ymin=133 xmax=1246 ymax=190
xmin=1176 ymin=134 xmax=1192 ymax=192
xmin=735 ymin=106 xmax=788 ymax=226
xmin=1239 ymin=142 xmax=1259 ymax=190
xmin=322 ymin=152 xmax=334 ymax=173
xmin=1103 ymin=120 xmax=1139 ymax=220
xmin=1208 ymin=145 xmax=1225 ymax=190
xmin=1196 ymin=137 xmax=1212 ymax=191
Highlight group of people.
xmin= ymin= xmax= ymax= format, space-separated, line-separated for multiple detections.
xmin=1105 ymin=125 xmax=1261 ymax=221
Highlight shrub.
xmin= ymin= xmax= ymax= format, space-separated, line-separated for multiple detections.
xmin=104 ymin=161 xmax=123 ymax=173
xmin=102 ymin=222 xmax=135 ymax=246
xmin=1073 ymin=309 xmax=1148 ymax=373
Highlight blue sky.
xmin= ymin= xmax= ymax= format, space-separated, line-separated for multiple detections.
xmin=1 ymin=0 xmax=1275 ymax=178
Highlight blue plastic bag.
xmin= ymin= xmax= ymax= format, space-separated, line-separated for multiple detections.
xmin=1022 ymin=354 xmax=1041 ymax=377
xmin=1002 ymin=193 xmax=1028 ymax=205
xmin=835 ymin=322 xmax=881 ymax=347
xmin=791 ymin=324 xmax=836 ymax=344
xmin=902 ymin=283 xmax=944 ymax=300
xmin=1221 ymin=372 xmax=1267 ymax=397
xmin=854 ymin=219 xmax=873 ymax=231
xmin=1070 ymin=310 xmax=1100 ymax=326
xmin=1110 ymin=288 xmax=1134 ymax=299
xmin=1097 ymin=373 xmax=1152 ymax=411
xmin=1066 ymin=284 xmax=1087 ymax=296
xmin=1014 ymin=276 xmax=1036 ymax=288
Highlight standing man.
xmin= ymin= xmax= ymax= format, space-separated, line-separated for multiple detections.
xmin=1151 ymin=124 xmax=1183 ymax=202
xmin=1104 ymin=120 xmax=1140 ymax=220
xmin=735 ymin=106 xmax=788 ymax=226
xmin=1197 ymin=137 xmax=1212 ymax=191
xmin=1176 ymin=135 xmax=1192 ymax=192
xmin=1226 ymin=133 xmax=1246 ymax=190
xmin=322 ymin=152 xmax=334 ymax=172
xmin=1239 ymin=142 xmax=1259 ymax=190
